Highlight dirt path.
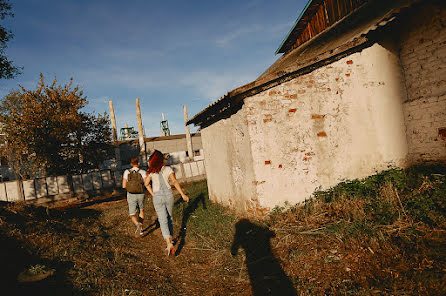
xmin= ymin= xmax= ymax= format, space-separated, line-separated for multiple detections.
xmin=86 ymin=196 xmax=251 ymax=296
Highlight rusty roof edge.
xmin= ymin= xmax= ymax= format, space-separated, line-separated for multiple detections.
xmin=275 ymin=0 xmax=316 ymax=55
xmin=188 ymin=0 xmax=418 ymax=128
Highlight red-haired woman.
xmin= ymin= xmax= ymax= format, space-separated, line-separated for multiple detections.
xmin=145 ymin=150 xmax=189 ymax=255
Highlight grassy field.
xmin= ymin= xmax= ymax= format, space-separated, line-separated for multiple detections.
xmin=0 ymin=163 xmax=445 ymax=295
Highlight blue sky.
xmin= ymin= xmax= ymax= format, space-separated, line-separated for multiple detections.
xmin=1 ymin=0 xmax=306 ymax=137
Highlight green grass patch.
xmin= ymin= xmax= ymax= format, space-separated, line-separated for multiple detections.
xmin=173 ymin=181 xmax=237 ymax=249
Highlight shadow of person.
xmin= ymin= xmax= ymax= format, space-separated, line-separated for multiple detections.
xmin=141 ymin=218 xmax=160 ymax=237
xmin=173 ymin=193 xmax=206 ymax=256
xmin=231 ymin=219 xmax=298 ymax=296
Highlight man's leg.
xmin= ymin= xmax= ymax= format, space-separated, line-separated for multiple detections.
xmin=128 ymin=193 xmax=143 ymax=237
xmin=130 ymin=214 xmax=140 ymax=226
xmin=139 ymin=209 xmax=144 ymax=224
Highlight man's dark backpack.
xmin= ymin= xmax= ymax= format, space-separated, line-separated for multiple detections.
xmin=126 ymin=169 xmax=144 ymax=194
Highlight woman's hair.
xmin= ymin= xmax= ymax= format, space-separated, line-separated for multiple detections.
xmin=148 ymin=150 xmax=164 ymax=174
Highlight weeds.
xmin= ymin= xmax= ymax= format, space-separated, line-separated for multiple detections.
xmin=268 ymin=163 xmax=446 ymax=295
xmin=0 ymin=164 xmax=444 ymax=295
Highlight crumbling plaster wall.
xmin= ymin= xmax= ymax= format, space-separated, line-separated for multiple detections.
xmin=245 ymin=43 xmax=409 ymax=209
xmin=201 ymin=107 xmax=258 ymax=213
xmin=400 ymin=4 xmax=446 ymax=162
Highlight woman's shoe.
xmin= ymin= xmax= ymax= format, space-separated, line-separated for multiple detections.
xmin=166 ymin=243 xmax=174 ymax=256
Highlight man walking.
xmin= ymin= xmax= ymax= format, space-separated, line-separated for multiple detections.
xmin=122 ymin=157 xmax=147 ymax=237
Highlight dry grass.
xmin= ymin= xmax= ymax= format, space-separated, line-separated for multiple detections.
xmin=0 ymin=164 xmax=445 ymax=295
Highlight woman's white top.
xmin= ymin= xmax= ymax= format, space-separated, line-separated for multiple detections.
xmin=149 ymin=166 xmax=174 ymax=192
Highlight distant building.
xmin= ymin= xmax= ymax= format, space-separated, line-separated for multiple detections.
xmin=120 ymin=124 xmax=139 ymax=140
xmin=118 ymin=133 xmax=203 ymax=169
xmin=188 ymin=0 xmax=446 ymax=214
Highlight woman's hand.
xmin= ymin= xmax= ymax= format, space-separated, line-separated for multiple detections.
xmin=181 ymin=194 xmax=189 ymax=202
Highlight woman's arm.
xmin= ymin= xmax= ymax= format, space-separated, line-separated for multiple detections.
xmin=144 ymin=175 xmax=154 ymax=197
xmin=122 ymin=178 xmax=127 ymax=189
xmin=169 ymin=173 xmax=189 ymax=202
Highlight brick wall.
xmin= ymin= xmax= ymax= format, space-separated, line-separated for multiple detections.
xmin=403 ymin=96 xmax=446 ymax=161
xmin=244 ymin=43 xmax=408 ymax=209
xmin=400 ymin=4 xmax=446 ymax=161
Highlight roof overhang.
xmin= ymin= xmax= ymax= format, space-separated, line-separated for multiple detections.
xmin=187 ymin=0 xmax=421 ymax=129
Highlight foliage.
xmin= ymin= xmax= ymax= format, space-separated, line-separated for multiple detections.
xmin=0 ymin=74 xmax=113 ymax=178
xmin=312 ymin=164 xmax=446 ymax=229
xmin=0 ymin=0 xmax=21 ymax=79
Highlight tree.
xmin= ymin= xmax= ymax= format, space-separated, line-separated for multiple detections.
xmin=0 ymin=0 xmax=21 ymax=79
xmin=0 ymin=75 xmax=113 ymax=178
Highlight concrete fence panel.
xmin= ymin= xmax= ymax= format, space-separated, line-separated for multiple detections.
xmin=190 ymin=162 xmax=199 ymax=177
xmin=6 ymin=181 xmax=21 ymax=201
xmin=35 ymin=178 xmax=48 ymax=198
xmin=72 ymin=175 xmax=84 ymax=193
xmin=57 ymin=176 xmax=70 ymax=194
xmin=183 ymin=163 xmax=192 ymax=178
xmin=114 ymin=170 xmax=123 ymax=187
xmin=82 ymin=174 xmax=93 ymax=191
xmin=101 ymin=170 xmax=113 ymax=188
xmin=46 ymin=176 xmax=59 ymax=196
xmin=171 ymin=164 xmax=183 ymax=179
xmin=23 ymin=180 xmax=36 ymax=200
xmin=197 ymin=160 xmax=205 ymax=175
xmin=91 ymin=172 xmax=102 ymax=190
xmin=0 ymin=182 xmax=6 ymax=201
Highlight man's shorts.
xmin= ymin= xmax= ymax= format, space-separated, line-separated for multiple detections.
xmin=127 ymin=192 xmax=145 ymax=215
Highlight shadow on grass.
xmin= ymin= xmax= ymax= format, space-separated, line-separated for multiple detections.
xmin=173 ymin=193 xmax=207 ymax=256
xmin=231 ymin=219 xmax=298 ymax=296
xmin=0 ymin=205 xmax=101 ymax=295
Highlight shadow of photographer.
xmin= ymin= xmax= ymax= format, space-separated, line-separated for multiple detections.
xmin=231 ymin=219 xmax=297 ymax=296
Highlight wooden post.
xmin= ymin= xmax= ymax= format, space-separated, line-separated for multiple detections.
xmin=136 ymin=98 xmax=147 ymax=166
xmin=108 ymin=100 xmax=121 ymax=169
xmin=183 ymin=105 xmax=194 ymax=161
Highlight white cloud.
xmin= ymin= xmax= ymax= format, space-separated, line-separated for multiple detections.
xmin=179 ymin=71 xmax=254 ymax=101
xmin=215 ymin=25 xmax=262 ymax=48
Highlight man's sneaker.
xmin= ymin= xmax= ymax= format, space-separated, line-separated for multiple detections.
xmin=135 ymin=223 xmax=142 ymax=237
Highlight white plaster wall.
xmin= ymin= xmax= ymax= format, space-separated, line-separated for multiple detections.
xmin=201 ymin=107 xmax=259 ymax=213
xmin=245 ymin=43 xmax=409 ymax=209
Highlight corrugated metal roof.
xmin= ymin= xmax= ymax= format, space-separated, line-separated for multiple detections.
xmin=276 ymin=0 xmax=368 ymax=54
xmin=187 ymin=0 xmax=419 ymax=128
xmin=275 ymin=0 xmax=316 ymax=54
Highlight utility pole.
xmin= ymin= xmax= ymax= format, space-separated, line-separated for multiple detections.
xmin=183 ymin=105 xmax=194 ymax=161
xmin=109 ymin=100 xmax=121 ymax=169
xmin=136 ymin=98 xmax=147 ymax=166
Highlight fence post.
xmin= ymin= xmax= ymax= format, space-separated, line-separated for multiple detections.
xmin=18 ymin=179 xmax=25 ymax=201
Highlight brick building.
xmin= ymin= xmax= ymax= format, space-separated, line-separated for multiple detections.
xmin=188 ymin=0 xmax=446 ymax=214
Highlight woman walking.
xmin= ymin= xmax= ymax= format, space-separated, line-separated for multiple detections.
xmin=145 ymin=150 xmax=189 ymax=256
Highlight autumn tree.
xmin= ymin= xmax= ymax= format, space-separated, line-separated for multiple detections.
xmin=0 ymin=75 xmax=113 ymax=178
xmin=0 ymin=0 xmax=21 ymax=79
